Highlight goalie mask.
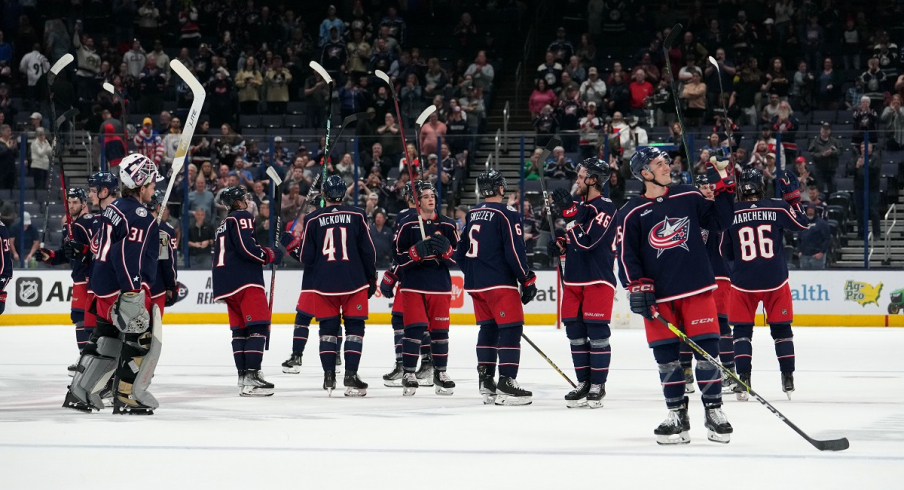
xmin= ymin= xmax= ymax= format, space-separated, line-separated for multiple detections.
xmin=119 ymin=154 xmax=159 ymax=189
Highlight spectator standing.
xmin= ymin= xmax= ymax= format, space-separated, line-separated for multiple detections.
xmin=851 ymin=96 xmax=878 ymax=148
xmin=881 ymin=94 xmax=904 ymax=150
xmin=605 ymin=72 xmax=630 ymax=115
xmin=459 ymin=85 xmax=484 ymax=145
xmin=73 ymin=23 xmax=101 ymax=104
xmin=564 ymin=56 xmax=586 ymax=84
xmin=189 ymin=176 xmax=216 ymax=224
xmin=816 ymin=57 xmax=842 ymax=109
xmin=236 ymin=57 xmax=263 ymax=115
xmin=139 ymin=55 xmax=166 ymax=114
xmin=18 ymin=43 xmax=48 ymax=109
xmin=28 ymin=127 xmax=51 ymax=190
xmin=860 ymin=58 xmax=888 ymax=106
xmin=452 ymin=12 xmax=478 ymax=59
xmin=628 ymin=69 xmax=654 ymax=117
xmin=790 ymin=61 xmax=814 ymax=113
xmin=797 ymin=204 xmax=831 ymax=270
xmin=419 ymin=113 xmax=447 ymax=157
xmin=579 ymin=67 xmax=606 ymax=108
xmin=465 ymin=50 xmax=494 ymax=101
xmin=134 ymin=117 xmax=164 ymax=167
xmin=304 ymin=70 xmax=330 ymax=129
xmin=188 ymin=208 xmax=214 ymax=269
xmin=265 ymin=56 xmax=292 ymax=115
xmin=9 ymin=211 xmax=38 ymax=265
xmin=124 ymin=39 xmax=147 ymax=79
xmin=161 ymin=117 xmax=182 ymax=170
xmin=533 ymin=105 xmax=558 ymax=148
xmin=536 ymin=52 xmax=563 ymax=89
xmin=578 ymin=102 xmax=602 ymax=158
xmin=681 ymin=71 xmax=706 ymax=126
xmin=529 ymin=79 xmax=557 ymax=119
xmin=318 ymin=5 xmax=345 ymax=47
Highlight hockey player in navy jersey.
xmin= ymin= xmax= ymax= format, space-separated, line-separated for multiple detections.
xmin=394 ymin=181 xmax=459 ymax=396
xmin=212 ymin=185 xmax=283 ymax=396
xmin=281 ymin=194 xmax=319 ymax=374
xmin=723 ymin=168 xmax=808 ymax=400
xmin=455 ymin=169 xmax=538 ymax=406
xmin=147 ymin=190 xmax=178 ymax=316
xmin=36 ymin=188 xmax=95 ymax=356
xmin=547 ymin=159 xmax=618 ymax=408
xmin=0 ymin=219 xmax=11 ymax=316
xmin=295 ymin=175 xmax=377 ymax=396
xmin=64 ymin=154 xmax=161 ymax=415
xmin=618 ymin=146 xmax=735 ymax=444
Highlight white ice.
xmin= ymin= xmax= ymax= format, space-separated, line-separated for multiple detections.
xmin=0 ymin=324 xmax=900 ymax=489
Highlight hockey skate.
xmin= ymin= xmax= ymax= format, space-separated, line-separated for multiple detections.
xmin=281 ymin=353 xmax=303 ymax=374
xmin=721 ymin=368 xmax=739 ymax=394
xmin=704 ymin=403 xmax=733 ymax=443
xmin=587 ymin=383 xmax=606 ymax=409
xmin=383 ymin=361 xmax=404 ymax=387
xmin=240 ymin=369 xmax=274 ymax=397
xmin=478 ymin=366 xmax=496 ymax=404
xmin=781 ymin=372 xmax=795 ymax=399
xmin=683 ymin=366 xmax=695 ymax=393
xmin=237 ymin=370 xmax=245 ymax=388
xmin=62 ymin=390 xmax=96 ymax=412
xmin=433 ymin=370 xmax=455 ymax=395
xmin=564 ymin=381 xmax=590 ymax=408
xmin=495 ymin=376 xmax=532 ymax=406
xmin=401 ymin=372 xmax=418 ymax=396
xmin=344 ymin=371 xmax=368 ymax=397
xmin=113 ymin=382 xmax=155 ymax=415
xmin=323 ymin=370 xmax=337 ymax=396
xmin=654 ymin=398 xmax=690 ymax=445
xmin=734 ymin=373 xmax=751 ymax=401
xmin=99 ymin=377 xmax=114 ymax=407
xmin=415 ymin=354 xmax=434 ymax=386
xmin=67 ymin=363 xmax=77 ymax=377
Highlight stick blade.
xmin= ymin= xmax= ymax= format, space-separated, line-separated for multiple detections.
xmin=308 ymin=61 xmax=333 ymax=84
xmin=813 ymin=437 xmax=850 ymax=452
xmin=265 ymin=166 xmax=283 ymax=186
xmin=102 ymin=82 xmax=115 ymax=94
xmin=50 ymin=53 xmax=74 ymax=75
xmin=374 ymin=70 xmax=390 ymax=84
xmin=415 ymin=105 xmax=437 ymax=126
xmin=664 ymin=24 xmax=683 ymax=48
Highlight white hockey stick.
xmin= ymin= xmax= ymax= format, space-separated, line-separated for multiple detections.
xmin=308 ymin=60 xmax=333 ymax=85
xmin=158 ymin=60 xmax=206 ymax=224
xmin=49 ymin=53 xmax=74 ymax=81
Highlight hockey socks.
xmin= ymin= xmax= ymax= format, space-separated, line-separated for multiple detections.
xmin=319 ymin=318 xmax=342 ymax=370
xmin=679 ymin=342 xmax=693 ymax=370
xmin=652 ymin=340 xmax=722 ymax=409
xmin=343 ymin=319 xmax=365 ymax=372
xmin=588 ymin=323 xmax=612 ymax=385
xmin=242 ymin=325 xmax=268 ymax=371
xmin=402 ymin=325 xmax=426 ymax=372
xmin=733 ymin=323 xmax=754 ymax=374
xmin=497 ymin=326 xmax=522 ymax=379
xmin=292 ymin=312 xmax=313 ymax=354
xmin=693 ymin=338 xmax=722 ymax=405
xmin=476 ymin=323 xmax=499 ymax=377
xmin=232 ymin=328 xmax=247 ymax=372
xmin=392 ymin=314 xmax=404 ymax=361
xmin=565 ymin=321 xmax=590 ymax=383
xmin=718 ymin=317 xmax=735 ymax=368
xmin=431 ymin=330 xmax=449 ymax=371
xmin=75 ymin=323 xmax=92 ymax=351
xmin=421 ymin=329 xmax=432 ymax=358
xmin=771 ymin=323 xmax=795 ymax=374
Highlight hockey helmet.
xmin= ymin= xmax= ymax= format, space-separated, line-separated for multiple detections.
xmin=629 ymin=146 xmax=671 ymax=181
xmin=219 ymin=185 xmax=249 ymax=209
xmin=738 ymin=167 xmax=765 ymax=198
xmin=578 ymin=158 xmax=610 ymax=189
xmin=414 ymin=180 xmax=436 ymax=200
xmin=694 ymin=173 xmax=709 ymax=187
xmin=67 ymin=187 xmax=88 ymax=202
xmin=477 ymin=169 xmax=507 ymax=197
xmin=322 ymin=175 xmax=348 ymax=203
xmin=403 ymin=181 xmax=415 ymax=203
xmin=146 ymin=189 xmax=166 ymax=211
xmin=119 ymin=153 xmax=159 ymax=189
xmin=88 ymin=171 xmax=118 ymax=192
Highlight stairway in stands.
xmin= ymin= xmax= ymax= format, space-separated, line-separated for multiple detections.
xmin=461 ymin=132 xmax=536 ymax=207
xmin=835 ymin=193 xmax=904 ymax=268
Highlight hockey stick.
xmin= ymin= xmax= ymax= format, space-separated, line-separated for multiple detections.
xmin=288 ymin=173 xmax=322 ymax=233
xmin=707 ymin=56 xmax=736 ymax=171
xmin=39 ymin=108 xmax=78 ymax=248
xmin=662 ymin=24 xmax=692 ymax=166
xmin=103 ymin=81 xmax=129 ymax=146
xmin=537 ymin=136 xmax=565 ymax=281
xmin=266 ymin=166 xmax=284 ymax=321
xmin=653 ymin=313 xmax=850 ymax=451
xmin=521 ymin=332 xmax=576 ymax=388
xmin=39 ymin=54 xmax=74 ymax=249
xmin=375 ymin=69 xmax=426 ymax=239
xmin=309 ymin=61 xmax=334 ymax=207
xmin=158 ymin=60 xmax=206 ymax=225
xmin=413 ymin=105 xmax=437 ymax=160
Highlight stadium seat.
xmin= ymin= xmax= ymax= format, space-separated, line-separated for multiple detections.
xmin=260 ymin=115 xmax=284 ymax=128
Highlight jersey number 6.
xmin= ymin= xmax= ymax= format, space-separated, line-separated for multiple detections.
xmin=738 ymin=224 xmax=774 ymax=261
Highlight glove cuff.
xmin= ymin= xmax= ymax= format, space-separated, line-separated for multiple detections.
xmin=408 ymin=244 xmax=422 ymax=262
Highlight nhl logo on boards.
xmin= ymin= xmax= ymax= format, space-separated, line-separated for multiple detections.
xmin=16 ymin=277 xmax=42 ymax=307
xmin=648 ymin=216 xmax=690 ymax=257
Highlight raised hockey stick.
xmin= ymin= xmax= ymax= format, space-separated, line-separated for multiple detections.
xmin=158 ymin=60 xmax=206 ymax=225
xmin=707 ymin=55 xmax=737 ymax=171
xmin=39 ymin=54 xmax=75 ymax=249
xmin=266 ymin=166 xmax=284 ymax=323
xmin=309 ymin=61 xmax=334 ymax=207
xmin=521 ymin=332 xmax=576 ymax=388
xmin=375 ymin=69 xmax=426 ymax=240
xmin=537 ymin=136 xmax=565 ymax=281
xmin=653 ymin=313 xmax=850 ymax=451
xmin=103 ymin=81 xmax=129 ymax=145
xmin=53 ymin=110 xmax=79 ymax=242
xmin=662 ymin=24 xmax=692 ymax=166
xmin=288 ymin=173 xmax=322 ymax=233
xmin=413 ymin=105 xmax=437 ymax=160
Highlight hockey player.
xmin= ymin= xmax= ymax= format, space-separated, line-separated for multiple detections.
xmin=295 ymin=175 xmax=377 ymax=396
xmin=63 ymin=154 xmax=161 ymax=415
xmin=455 ymin=169 xmax=538 ymax=406
xmin=0 ymin=218 xmax=11 ymax=316
xmin=618 ymin=146 xmax=735 ymax=444
xmin=147 ymin=190 xmax=178 ymax=315
xmin=212 ymin=185 xmax=283 ymax=396
xmin=394 ymin=181 xmax=459 ymax=395
xmin=81 ymin=171 xmax=119 ymax=366
xmin=723 ymin=168 xmax=808 ymax=400
xmin=36 ymin=188 xmax=95 ymax=357
xmin=547 ymin=159 xmax=617 ymax=408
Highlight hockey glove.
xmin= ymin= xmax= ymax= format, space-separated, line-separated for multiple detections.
xmin=429 ymin=233 xmax=454 ymax=259
xmin=628 ymin=279 xmax=658 ymax=320
xmin=410 ymin=238 xmax=435 ymax=262
xmin=280 ymin=231 xmax=302 ymax=252
xmin=779 ymin=170 xmax=801 ymax=206
xmin=262 ymin=246 xmax=284 ymax=265
xmin=164 ymin=287 xmax=179 ymax=307
xmin=368 ymin=277 xmax=378 ymax=299
xmin=519 ymin=271 xmax=538 ymax=305
xmin=112 ymin=290 xmax=150 ymax=333
xmin=62 ymin=239 xmax=90 ymax=261
xmin=36 ymin=248 xmax=55 ymax=263
xmin=380 ymin=269 xmax=399 ymax=299
xmin=546 ymin=229 xmax=566 ymax=257
xmin=706 ymin=163 xmax=735 ymax=195
xmin=551 ymin=188 xmax=578 ymax=218
xmin=0 ymin=291 xmax=6 ymax=315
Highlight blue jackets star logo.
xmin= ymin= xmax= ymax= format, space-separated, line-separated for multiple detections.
xmin=648 ymin=215 xmax=690 ymax=257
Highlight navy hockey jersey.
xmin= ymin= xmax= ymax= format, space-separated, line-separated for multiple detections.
xmin=562 ymin=195 xmax=618 ymax=287
xmin=454 ymin=202 xmax=531 ymax=291
xmin=48 ymin=212 xmax=94 ymax=283
xmin=90 ymin=197 xmax=159 ymax=297
xmin=212 ymin=209 xmax=268 ymax=300
xmin=617 ymin=185 xmax=734 ymax=302
xmin=701 ymin=228 xmax=730 ymax=280
xmin=0 ymin=222 xmax=12 ymax=285
xmin=151 ymin=222 xmax=177 ymax=297
xmin=723 ymin=199 xmax=808 ymax=292
xmin=394 ymin=211 xmax=459 ymax=293
xmin=300 ymin=205 xmax=377 ymax=294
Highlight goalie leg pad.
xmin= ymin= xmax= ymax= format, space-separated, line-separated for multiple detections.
xmin=69 ymin=336 xmax=122 ymax=410
xmin=128 ymin=305 xmax=162 ymax=409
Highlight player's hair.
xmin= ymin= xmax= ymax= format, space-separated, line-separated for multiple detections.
xmin=120 ymin=186 xmax=141 ymax=199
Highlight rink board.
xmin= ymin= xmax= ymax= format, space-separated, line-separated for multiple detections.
xmin=2 ymin=270 xmax=903 ymax=327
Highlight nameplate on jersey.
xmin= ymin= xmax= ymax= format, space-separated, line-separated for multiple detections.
xmin=733 ymin=210 xmax=778 ymax=225
xmin=469 ymin=210 xmax=496 ymax=222
xmin=103 ymin=207 xmax=122 ymax=226
xmin=318 ymin=214 xmax=353 ymax=226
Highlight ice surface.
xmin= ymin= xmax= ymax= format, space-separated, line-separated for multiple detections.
xmin=0 ymin=324 xmax=901 ymax=489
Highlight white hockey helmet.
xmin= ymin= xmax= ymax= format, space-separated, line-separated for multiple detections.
xmin=119 ymin=153 xmax=159 ymax=189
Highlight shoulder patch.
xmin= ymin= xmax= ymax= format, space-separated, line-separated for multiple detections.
xmin=506 ymin=205 xmax=517 ymax=212
xmin=83 ymin=213 xmax=94 ymax=219
xmin=136 ymin=207 xmax=148 ymax=217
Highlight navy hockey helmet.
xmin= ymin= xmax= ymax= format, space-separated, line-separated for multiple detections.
xmin=146 ymin=189 xmax=166 ymax=211
xmin=694 ymin=173 xmax=709 ymax=187
xmin=403 ymin=181 xmax=415 ymax=203
xmin=220 ymin=185 xmax=249 ymax=209
xmin=738 ymin=167 xmax=765 ymax=198
xmin=67 ymin=187 xmax=88 ymax=202
xmin=629 ymin=146 xmax=671 ymax=182
xmin=477 ymin=169 xmax=507 ymax=197
xmin=88 ymin=171 xmax=118 ymax=192
xmin=414 ymin=180 xmax=436 ymax=199
xmin=322 ymin=175 xmax=348 ymax=203
xmin=578 ymin=158 xmax=610 ymax=190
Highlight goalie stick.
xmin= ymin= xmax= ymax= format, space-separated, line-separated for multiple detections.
xmin=158 ymin=60 xmax=206 ymax=225
xmin=654 ymin=313 xmax=850 ymax=451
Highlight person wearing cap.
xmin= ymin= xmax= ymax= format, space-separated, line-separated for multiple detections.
xmin=792 ymin=156 xmax=816 ymax=190
xmin=29 ymin=127 xmax=52 ymax=190
xmin=10 ymin=211 xmax=39 ymax=264
xmin=796 ymin=204 xmax=831 ymax=270
xmin=133 ymin=117 xmax=164 ymax=167
xmin=28 ymin=112 xmax=43 ymax=133
xmin=807 ymin=121 xmax=841 ymax=195
xmin=319 ymin=5 xmax=345 ymax=47
xmin=579 ymin=66 xmax=607 ymax=107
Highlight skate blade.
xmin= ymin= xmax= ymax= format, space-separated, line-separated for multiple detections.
xmin=402 ymin=385 xmax=417 ymax=396
xmin=345 ymin=387 xmax=366 ymax=397
xmin=707 ymin=430 xmax=731 ymax=444
xmin=785 ymin=391 xmax=793 ymax=400
xmin=495 ymin=394 xmax=532 ymax=406
xmin=383 ymin=379 xmax=403 ymax=387
xmin=240 ymin=389 xmax=275 ymax=397
xmin=68 ymin=371 xmax=75 ymax=378
xmin=434 ymin=386 xmax=454 ymax=396
xmin=656 ymin=432 xmax=691 ymax=445
xmin=684 ymin=384 xmax=695 ymax=394
xmin=481 ymin=393 xmax=497 ymax=404
xmin=112 ymin=403 xmax=155 ymax=415
xmin=416 ymin=378 xmax=434 ymax=387
xmin=566 ymin=398 xmax=588 ymax=408
xmin=282 ymin=366 xmax=301 ymax=374
xmin=587 ymin=399 xmax=604 ymax=409
xmin=736 ymin=391 xmax=749 ymax=402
